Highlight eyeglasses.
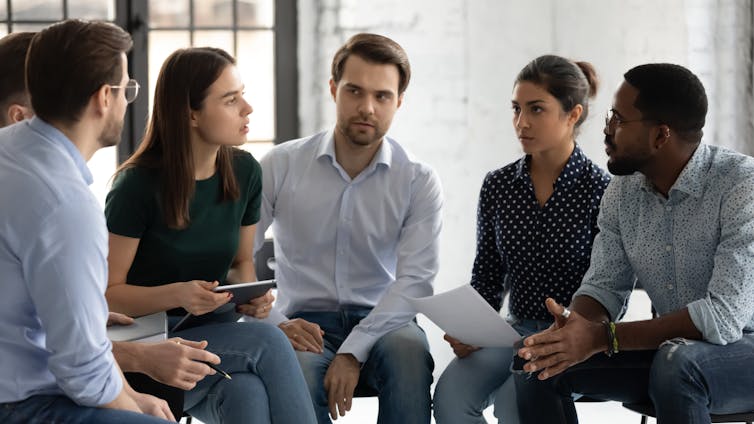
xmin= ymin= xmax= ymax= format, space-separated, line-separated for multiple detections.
xmin=110 ymin=79 xmax=140 ymax=104
xmin=605 ymin=109 xmax=651 ymax=128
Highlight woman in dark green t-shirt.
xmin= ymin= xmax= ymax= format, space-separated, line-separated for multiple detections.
xmin=104 ymin=47 xmax=315 ymax=424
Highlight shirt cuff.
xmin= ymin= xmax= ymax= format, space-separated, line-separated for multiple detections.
xmin=687 ymin=299 xmax=727 ymax=345
xmin=337 ymin=328 xmax=380 ymax=364
xmin=573 ymin=286 xmax=625 ymax=321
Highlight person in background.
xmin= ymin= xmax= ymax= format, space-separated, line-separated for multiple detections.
xmin=105 ymin=46 xmax=316 ymax=424
xmin=515 ymin=63 xmax=754 ymax=424
xmin=433 ymin=55 xmax=610 ymax=424
xmin=255 ymin=33 xmax=442 ymax=423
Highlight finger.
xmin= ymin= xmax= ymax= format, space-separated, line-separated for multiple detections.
xmin=196 ymin=280 xmax=220 ymax=290
xmin=304 ymin=323 xmax=325 ymax=350
xmin=545 ymin=297 xmax=568 ymax=327
xmin=520 ymin=341 xmax=565 ymax=360
xmin=327 ymin=380 xmax=339 ymax=420
xmin=539 ymin=360 xmax=572 ymax=380
xmin=336 ymin=382 xmax=348 ymax=417
xmin=173 ymin=338 xmax=209 ymax=350
xmin=107 ymin=312 xmax=134 ymax=326
xmin=526 ymin=352 xmax=568 ymax=373
xmin=523 ymin=328 xmax=564 ymax=348
xmin=443 ymin=334 xmax=459 ymax=344
xmin=160 ymin=401 xmax=175 ymax=422
xmin=293 ymin=331 xmax=322 ymax=353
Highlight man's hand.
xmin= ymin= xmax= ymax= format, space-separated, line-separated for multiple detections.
xmin=443 ymin=334 xmax=480 ymax=358
xmin=107 ymin=311 xmax=134 ymax=326
xmin=128 ymin=389 xmax=175 ymax=421
xmin=517 ymin=298 xmax=607 ymax=380
xmin=139 ymin=338 xmax=221 ymax=390
xmin=279 ymin=318 xmax=324 ymax=353
xmin=324 ymin=353 xmax=360 ymax=420
xmin=237 ymin=289 xmax=275 ymax=319
xmin=176 ymin=280 xmax=231 ymax=315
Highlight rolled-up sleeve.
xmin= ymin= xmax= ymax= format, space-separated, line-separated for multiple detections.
xmin=23 ymin=196 xmax=122 ymax=406
xmin=687 ymin=177 xmax=754 ymax=344
xmin=574 ymin=180 xmax=635 ymax=321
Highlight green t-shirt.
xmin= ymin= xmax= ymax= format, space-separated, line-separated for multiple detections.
xmin=105 ymin=149 xmax=262 ymax=293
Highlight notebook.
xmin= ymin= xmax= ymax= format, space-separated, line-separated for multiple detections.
xmin=107 ymin=311 xmax=167 ymax=342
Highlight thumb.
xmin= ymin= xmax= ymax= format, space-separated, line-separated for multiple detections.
xmin=545 ymin=297 xmax=568 ymax=326
xmin=197 ymin=280 xmax=219 ymax=290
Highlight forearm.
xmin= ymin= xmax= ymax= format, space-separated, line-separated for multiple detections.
xmin=101 ymin=362 xmax=139 ymax=412
xmin=570 ymin=295 xmax=610 ymax=323
xmin=111 ymin=341 xmax=146 ymax=374
xmin=616 ymin=308 xmax=702 ymax=351
xmin=227 ymin=259 xmax=256 ymax=283
xmin=106 ymin=283 xmax=182 ymax=316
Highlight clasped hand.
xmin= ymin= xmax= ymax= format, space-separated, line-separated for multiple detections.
xmin=516 ymin=298 xmax=605 ymax=380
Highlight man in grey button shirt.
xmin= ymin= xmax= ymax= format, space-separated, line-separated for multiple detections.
xmin=513 ymin=63 xmax=754 ymax=424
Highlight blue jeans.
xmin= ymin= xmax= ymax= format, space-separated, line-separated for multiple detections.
xmin=171 ymin=320 xmax=316 ymax=424
xmin=515 ymin=333 xmax=754 ymax=424
xmin=0 ymin=395 xmax=172 ymax=423
xmin=291 ymin=307 xmax=434 ymax=424
xmin=433 ymin=317 xmax=552 ymax=424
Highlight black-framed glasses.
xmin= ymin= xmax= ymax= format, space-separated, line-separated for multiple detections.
xmin=605 ymin=109 xmax=651 ymax=128
xmin=110 ymin=79 xmax=140 ymax=104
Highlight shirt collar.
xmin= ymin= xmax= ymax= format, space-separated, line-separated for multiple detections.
xmin=28 ymin=116 xmax=93 ymax=185
xmin=640 ymin=143 xmax=707 ymax=198
xmin=317 ymin=129 xmax=392 ymax=170
xmin=513 ymin=143 xmax=589 ymax=189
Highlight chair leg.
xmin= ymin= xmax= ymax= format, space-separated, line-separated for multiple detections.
xmin=640 ymin=415 xmax=647 ymax=424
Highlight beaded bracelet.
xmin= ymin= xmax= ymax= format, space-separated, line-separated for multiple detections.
xmin=602 ymin=320 xmax=619 ymax=356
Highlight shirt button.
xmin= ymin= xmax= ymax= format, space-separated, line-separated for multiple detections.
xmin=667 ymin=283 xmax=674 ymax=290
xmin=666 ymin=205 xmax=672 ymax=212
xmin=665 ymin=245 xmax=672 ymax=251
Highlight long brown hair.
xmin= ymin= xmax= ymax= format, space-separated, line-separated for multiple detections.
xmin=117 ymin=47 xmax=239 ymax=229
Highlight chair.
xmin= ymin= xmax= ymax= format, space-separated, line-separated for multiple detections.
xmin=254 ymin=238 xmax=276 ymax=281
xmin=623 ymin=401 xmax=754 ymax=424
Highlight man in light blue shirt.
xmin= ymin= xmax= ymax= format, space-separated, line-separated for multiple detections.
xmin=0 ymin=20 xmax=172 ymax=423
xmin=255 ymin=33 xmax=442 ymax=423
xmin=514 ymin=64 xmax=754 ymax=424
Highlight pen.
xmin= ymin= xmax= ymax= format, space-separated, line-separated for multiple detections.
xmin=203 ymin=362 xmax=232 ymax=380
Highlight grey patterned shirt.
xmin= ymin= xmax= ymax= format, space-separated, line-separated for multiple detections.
xmin=575 ymin=143 xmax=754 ymax=344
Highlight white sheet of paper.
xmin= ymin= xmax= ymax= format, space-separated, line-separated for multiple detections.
xmin=406 ymin=284 xmax=521 ymax=347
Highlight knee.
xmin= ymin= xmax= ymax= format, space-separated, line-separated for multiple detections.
xmin=649 ymin=339 xmax=704 ymax=398
xmin=295 ymin=351 xmax=328 ymax=396
xmin=374 ymin=330 xmax=433 ymax=383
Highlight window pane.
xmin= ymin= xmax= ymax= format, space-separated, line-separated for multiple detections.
xmin=149 ymin=0 xmax=189 ymax=28
xmin=148 ymin=30 xmax=191 ymax=114
xmin=68 ymin=0 xmax=115 ymax=20
xmin=12 ymin=23 xmax=49 ymax=32
xmin=194 ymin=0 xmax=232 ymax=28
xmin=193 ymin=30 xmax=233 ymax=54
xmin=88 ymin=146 xmax=116 ymax=208
xmin=0 ymin=1 xmax=6 ymax=20
xmin=0 ymin=29 xmax=7 ymax=38
xmin=236 ymin=30 xmax=274 ymax=141
xmin=238 ymin=0 xmax=274 ymax=28
xmin=10 ymin=0 xmax=62 ymax=21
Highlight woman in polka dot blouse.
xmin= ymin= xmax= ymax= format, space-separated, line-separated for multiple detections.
xmin=434 ymin=55 xmax=612 ymax=424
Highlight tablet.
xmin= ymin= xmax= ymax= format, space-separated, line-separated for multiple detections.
xmin=170 ymin=280 xmax=276 ymax=332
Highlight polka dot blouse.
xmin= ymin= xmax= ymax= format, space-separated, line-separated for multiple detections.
xmin=471 ymin=144 xmax=611 ymax=321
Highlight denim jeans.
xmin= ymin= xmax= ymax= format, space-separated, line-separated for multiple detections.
xmin=171 ymin=320 xmax=316 ymax=424
xmin=0 ymin=394 xmax=172 ymax=423
xmin=291 ymin=307 xmax=434 ymax=424
xmin=433 ymin=316 xmax=552 ymax=424
xmin=515 ymin=333 xmax=754 ymax=424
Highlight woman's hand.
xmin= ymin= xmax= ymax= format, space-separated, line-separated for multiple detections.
xmin=175 ymin=280 xmax=231 ymax=315
xmin=237 ymin=289 xmax=275 ymax=319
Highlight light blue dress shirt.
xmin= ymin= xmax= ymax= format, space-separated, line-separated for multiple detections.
xmin=255 ymin=131 xmax=443 ymax=362
xmin=0 ymin=117 xmax=122 ymax=405
xmin=576 ymin=143 xmax=754 ymax=344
